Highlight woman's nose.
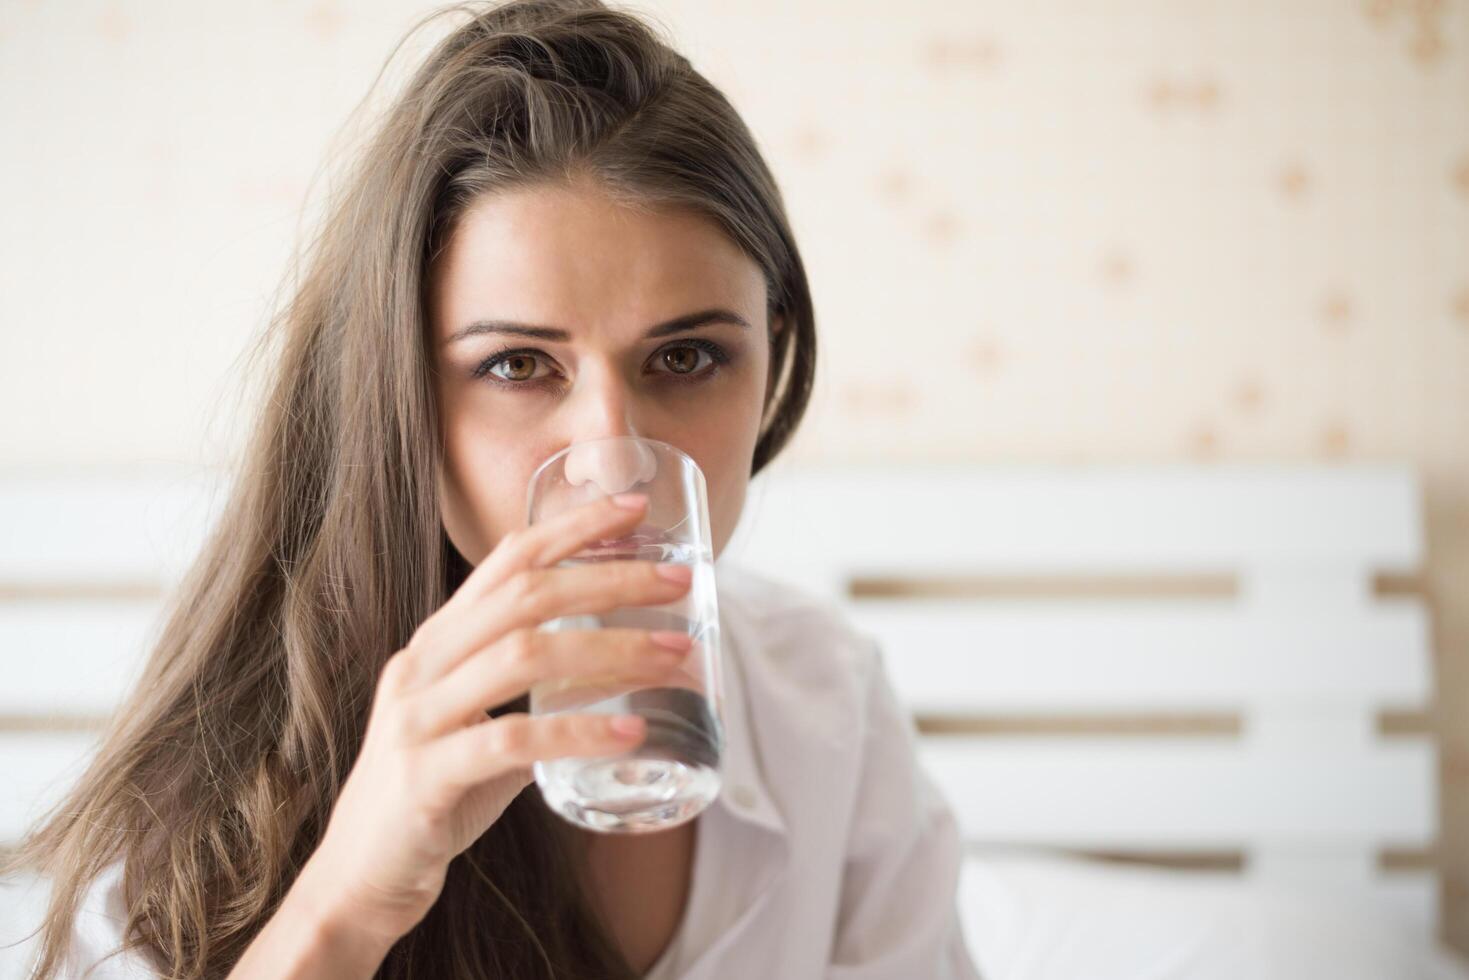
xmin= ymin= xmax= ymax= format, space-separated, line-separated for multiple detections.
xmin=564 ymin=437 xmax=658 ymax=495
xmin=559 ymin=363 xmax=658 ymax=495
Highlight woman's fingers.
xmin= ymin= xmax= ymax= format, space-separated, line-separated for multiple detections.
xmin=404 ymin=557 xmax=693 ymax=689
xmin=313 ymin=498 xmax=677 ymax=945
xmin=445 ymin=493 xmax=650 ymax=613
xmin=402 ymin=627 xmax=692 ymax=738
xmin=426 ymin=711 xmax=649 ymax=793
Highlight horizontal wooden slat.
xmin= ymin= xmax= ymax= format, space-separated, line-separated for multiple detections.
xmin=0 ymin=732 xmax=102 ymax=842
xmin=0 ymin=593 xmax=1430 ymax=719
xmin=847 ymin=597 xmax=1431 ymax=713
xmin=0 ymin=871 xmax=50 ymax=976
xmin=729 ymin=463 xmax=1423 ymax=577
xmin=5 ymin=464 xmax=1425 ymax=582
xmin=920 ymin=736 xmax=1436 ymax=850
xmin=14 ymin=736 xmax=1430 ymax=853
xmin=1363 ymin=872 xmax=1440 ymax=938
xmin=0 ymin=861 xmax=1436 ymax=969
xmin=0 ymin=466 xmax=227 ymax=586
xmin=0 ymin=734 xmax=1443 ymax=934
xmin=955 ymin=854 xmax=1441 ymax=949
xmin=0 ymin=599 xmax=164 ymax=715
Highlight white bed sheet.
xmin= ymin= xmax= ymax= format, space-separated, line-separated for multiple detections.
xmin=959 ymin=848 xmax=1469 ymax=980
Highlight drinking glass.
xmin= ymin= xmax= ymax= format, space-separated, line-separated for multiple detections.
xmin=526 ymin=435 xmax=724 ymax=833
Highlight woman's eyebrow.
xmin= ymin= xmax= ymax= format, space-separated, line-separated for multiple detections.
xmin=444 ymin=307 xmax=751 ymax=345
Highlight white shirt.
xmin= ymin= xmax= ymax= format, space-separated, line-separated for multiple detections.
xmin=61 ymin=560 xmax=982 ymax=979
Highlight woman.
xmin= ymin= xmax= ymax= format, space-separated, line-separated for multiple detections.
xmin=5 ymin=1 xmax=980 ymax=977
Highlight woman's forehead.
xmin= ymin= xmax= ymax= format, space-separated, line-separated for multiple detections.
xmin=429 ymin=184 xmax=765 ymax=343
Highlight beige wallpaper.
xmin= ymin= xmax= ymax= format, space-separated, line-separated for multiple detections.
xmin=0 ymin=0 xmax=1465 ymax=955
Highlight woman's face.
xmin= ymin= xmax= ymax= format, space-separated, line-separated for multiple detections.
xmin=427 ymin=178 xmax=781 ymax=566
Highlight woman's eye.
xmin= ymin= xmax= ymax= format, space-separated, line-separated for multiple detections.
xmin=658 ymin=344 xmax=713 ymax=376
xmin=483 ymin=352 xmax=552 ymax=384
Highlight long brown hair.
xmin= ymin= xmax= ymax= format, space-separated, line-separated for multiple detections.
xmin=2 ymin=2 xmax=816 ymax=976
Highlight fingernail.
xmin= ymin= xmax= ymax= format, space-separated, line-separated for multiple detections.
xmin=610 ymin=714 xmax=646 ymax=736
xmin=650 ymin=630 xmax=693 ymax=651
xmin=611 ymin=493 xmax=648 ymax=510
xmin=655 ymin=563 xmax=693 ymax=583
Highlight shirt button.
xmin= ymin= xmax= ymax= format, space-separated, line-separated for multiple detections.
xmin=730 ymin=784 xmax=757 ymax=809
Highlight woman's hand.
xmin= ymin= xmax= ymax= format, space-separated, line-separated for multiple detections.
xmin=294 ymin=492 xmax=695 ymax=949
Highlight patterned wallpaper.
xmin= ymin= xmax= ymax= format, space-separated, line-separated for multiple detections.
xmin=0 ymin=0 xmax=1465 ymax=955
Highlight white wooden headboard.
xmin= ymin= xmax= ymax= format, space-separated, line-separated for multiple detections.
xmin=0 ymin=462 xmax=1440 ymax=938
xmin=0 ymin=467 xmax=229 ymax=857
xmin=721 ymin=460 xmax=1439 ymax=934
